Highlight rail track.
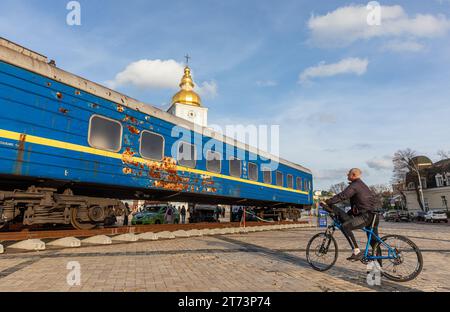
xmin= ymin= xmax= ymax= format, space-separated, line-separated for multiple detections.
xmin=0 ymin=221 xmax=308 ymax=243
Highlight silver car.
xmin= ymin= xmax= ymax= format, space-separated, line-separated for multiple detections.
xmin=425 ymin=210 xmax=448 ymax=223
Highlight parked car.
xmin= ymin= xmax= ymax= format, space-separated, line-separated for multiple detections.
xmin=384 ymin=211 xmax=398 ymax=222
xmin=189 ymin=204 xmax=220 ymax=223
xmin=131 ymin=204 xmax=179 ymax=225
xmin=411 ymin=211 xmax=427 ymax=222
xmin=424 ymin=210 xmax=448 ymax=223
xmin=383 ymin=210 xmax=410 ymax=222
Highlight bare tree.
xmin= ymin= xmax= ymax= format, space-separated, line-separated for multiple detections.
xmin=392 ymin=149 xmax=416 ymax=183
xmin=437 ymin=150 xmax=449 ymax=160
xmin=392 ymin=149 xmax=425 ymax=211
xmin=370 ymin=184 xmax=393 ymax=209
xmin=329 ymin=182 xmax=347 ymax=195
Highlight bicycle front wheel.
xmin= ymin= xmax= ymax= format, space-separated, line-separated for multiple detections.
xmin=374 ymin=235 xmax=423 ymax=282
xmin=306 ymin=232 xmax=338 ymax=272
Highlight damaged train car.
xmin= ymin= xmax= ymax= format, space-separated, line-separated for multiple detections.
xmin=0 ymin=37 xmax=313 ymax=230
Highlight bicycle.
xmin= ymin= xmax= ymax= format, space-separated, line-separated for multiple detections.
xmin=306 ymin=210 xmax=423 ymax=282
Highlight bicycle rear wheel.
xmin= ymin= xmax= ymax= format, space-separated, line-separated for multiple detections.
xmin=306 ymin=232 xmax=338 ymax=272
xmin=373 ymin=235 xmax=423 ymax=282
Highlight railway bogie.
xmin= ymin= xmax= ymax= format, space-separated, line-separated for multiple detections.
xmin=0 ymin=186 xmax=125 ymax=230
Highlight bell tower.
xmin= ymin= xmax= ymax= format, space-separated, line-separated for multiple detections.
xmin=167 ymin=57 xmax=208 ymax=127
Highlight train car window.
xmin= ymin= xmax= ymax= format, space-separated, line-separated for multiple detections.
xmin=140 ymin=131 xmax=164 ymax=161
xmin=248 ymin=163 xmax=258 ymax=181
xmin=88 ymin=115 xmax=122 ymax=152
xmin=229 ymin=158 xmax=242 ymax=178
xmin=276 ymin=171 xmax=283 ymax=187
xmin=177 ymin=142 xmax=196 ymax=168
xmin=262 ymin=169 xmax=272 ymax=184
xmin=296 ymin=177 xmax=303 ymax=190
xmin=287 ymin=174 xmax=294 ymax=189
xmin=206 ymin=151 xmax=221 ymax=173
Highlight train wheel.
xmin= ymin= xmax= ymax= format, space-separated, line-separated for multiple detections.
xmin=70 ymin=208 xmax=97 ymax=230
xmin=0 ymin=221 xmax=9 ymax=232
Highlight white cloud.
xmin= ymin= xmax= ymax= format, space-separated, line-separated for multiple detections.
xmin=308 ymin=5 xmax=450 ymax=47
xmin=381 ymin=40 xmax=425 ymax=52
xmin=197 ymin=80 xmax=218 ymax=99
xmin=299 ymin=58 xmax=368 ymax=83
xmin=106 ymin=59 xmax=184 ymax=90
xmin=106 ymin=59 xmax=218 ymax=98
xmin=367 ymin=155 xmax=393 ymax=171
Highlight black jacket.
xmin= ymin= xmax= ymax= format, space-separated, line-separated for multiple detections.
xmin=326 ymin=179 xmax=376 ymax=215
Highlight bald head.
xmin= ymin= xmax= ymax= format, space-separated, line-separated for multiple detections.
xmin=347 ymin=168 xmax=362 ymax=182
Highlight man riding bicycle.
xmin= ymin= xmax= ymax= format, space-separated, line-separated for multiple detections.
xmin=321 ymin=168 xmax=378 ymax=262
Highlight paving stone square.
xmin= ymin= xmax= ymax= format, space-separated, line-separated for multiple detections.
xmin=0 ymin=221 xmax=449 ymax=292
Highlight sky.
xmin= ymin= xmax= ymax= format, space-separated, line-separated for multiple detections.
xmin=1 ymin=0 xmax=450 ymax=190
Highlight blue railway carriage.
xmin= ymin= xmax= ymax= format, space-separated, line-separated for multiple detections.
xmin=0 ymin=38 xmax=313 ymax=230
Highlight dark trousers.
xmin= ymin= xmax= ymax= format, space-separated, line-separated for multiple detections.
xmin=333 ymin=207 xmax=378 ymax=250
xmin=181 ymin=215 xmax=186 ymax=224
xmin=123 ymin=215 xmax=129 ymax=226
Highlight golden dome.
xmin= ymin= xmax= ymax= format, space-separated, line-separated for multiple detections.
xmin=171 ymin=66 xmax=202 ymax=107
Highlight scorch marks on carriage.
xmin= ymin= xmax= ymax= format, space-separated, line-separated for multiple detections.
xmin=116 ymin=106 xmax=218 ymax=194
xmin=121 ymin=147 xmax=217 ymax=194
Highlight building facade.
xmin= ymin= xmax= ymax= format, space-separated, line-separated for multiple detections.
xmin=403 ymin=159 xmax=450 ymax=212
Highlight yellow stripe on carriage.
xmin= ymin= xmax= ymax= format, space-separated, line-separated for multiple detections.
xmin=0 ymin=129 xmax=310 ymax=195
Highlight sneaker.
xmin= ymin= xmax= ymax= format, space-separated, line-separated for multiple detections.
xmin=346 ymin=252 xmax=365 ymax=262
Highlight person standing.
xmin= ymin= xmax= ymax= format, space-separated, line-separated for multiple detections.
xmin=215 ymin=206 xmax=220 ymax=222
xmin=165 ymin=206 xmax=174 ymax=224
xmin=180 ymin=206 xmax=186 ymax=224
xmin=188 ymin=205 xmax=194 ymax=223
xmin=123 ymin=202 xmax=131 ymax=226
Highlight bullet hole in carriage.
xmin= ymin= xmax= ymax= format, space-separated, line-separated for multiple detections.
xmin=59 ymin=107 xmax=69 ymax=114
xmin=47 ymin=82 xmax=51 ymax=87
xmin=123 ymin=167 xmax=133 ymax=175
xmin=75 ymin=90 xmax=81 ymax=95
xmin=56 ymin=92 xmax=63 ymax=100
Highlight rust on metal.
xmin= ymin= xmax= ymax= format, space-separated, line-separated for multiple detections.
xmin=58 ymin=107 xmax=69 ymax=114
xmin=123 ymin=115 xmax=138 ymax=124
xmin=119 ymin=133 xmax=218 ymax=193
xmin=127 ymin=125 xmax=140 ymax=135
xmin=14 ymin=133 xmax=27 ymax=175
xmin=122 ymin=167 xmax=133 ymax=175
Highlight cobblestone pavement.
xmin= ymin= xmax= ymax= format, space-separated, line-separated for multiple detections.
xmin=0 ymin=221 xmax=449 ymax=292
